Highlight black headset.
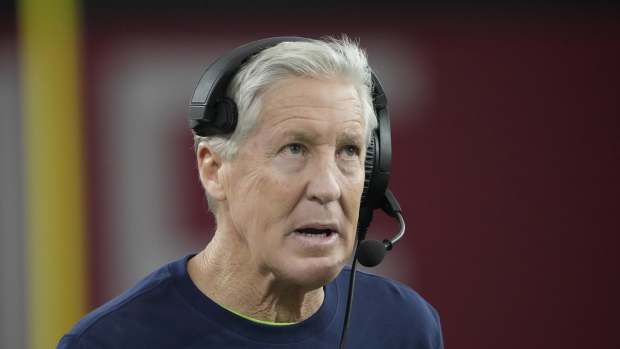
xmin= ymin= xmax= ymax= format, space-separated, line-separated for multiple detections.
xmin=188 ymin=37 xmax=407 ymax=348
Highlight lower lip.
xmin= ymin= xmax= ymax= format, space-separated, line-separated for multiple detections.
xmin=289 ymin=231 xmax=339 ymax=248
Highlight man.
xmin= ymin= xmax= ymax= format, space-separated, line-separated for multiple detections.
xmin=58 ymin=37 xmax=443 ymax=348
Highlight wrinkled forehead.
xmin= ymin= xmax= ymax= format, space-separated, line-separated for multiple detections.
xmin=255 ymin=76 xmax=366 ymax=133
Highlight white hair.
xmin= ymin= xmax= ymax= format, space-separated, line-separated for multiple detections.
xmin=196 ymin=36 xmax=377 ymax=212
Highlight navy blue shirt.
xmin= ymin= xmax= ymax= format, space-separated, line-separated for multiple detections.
xmin=58 ymin=255 xmax=443 ymax=348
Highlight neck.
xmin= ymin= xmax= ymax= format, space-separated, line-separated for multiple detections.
xmin=188 ymin=226 xmax=324 ymax=324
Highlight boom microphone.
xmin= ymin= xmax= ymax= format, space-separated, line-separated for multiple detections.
xmin=356 ymin=190 xmax=406 ymax=267
xmin=338 ymin=189 xmax=406 ymax=348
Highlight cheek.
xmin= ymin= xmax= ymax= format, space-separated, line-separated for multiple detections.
xmin=348 ymin=187 xmax=363 ymax=215
xmin=346 ymin=165 xmax=365 ymax=196
xmin=342 ymin=171 xmax=365 ymax=219
xmin=226 ymin=167 xmax=300 ymax=232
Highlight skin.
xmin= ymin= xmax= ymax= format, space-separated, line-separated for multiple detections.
xmin=188 ymin=76 xmax=367 ymax=323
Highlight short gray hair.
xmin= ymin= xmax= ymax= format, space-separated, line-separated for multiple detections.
xmin=196 ymin=36 xmax=377 ymax=212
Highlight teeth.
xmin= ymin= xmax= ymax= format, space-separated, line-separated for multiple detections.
xmin=295 ymin=229 xmax=332 ymax=237
xmin=302 ymin=232 xmax=327 ymax=236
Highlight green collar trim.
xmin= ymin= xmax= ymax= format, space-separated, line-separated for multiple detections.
xmin=221 ymin=304 xmax=296 ymax=326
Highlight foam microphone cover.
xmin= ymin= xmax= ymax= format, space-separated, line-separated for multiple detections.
xmin=357 ymin=240 xmax=387 ymax=267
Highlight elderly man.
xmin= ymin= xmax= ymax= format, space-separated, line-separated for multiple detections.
xmin=59 ymin=37 xmax=443 ymax=348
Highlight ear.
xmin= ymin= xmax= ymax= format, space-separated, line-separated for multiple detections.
xmin=196 ymin=142 xmax=226 ymax=201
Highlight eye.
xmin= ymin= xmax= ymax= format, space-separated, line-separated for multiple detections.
xmin=281 ymin=143 xmax=306 ymax=156
xmin=339 ymin=145 xmax=361 ymax=160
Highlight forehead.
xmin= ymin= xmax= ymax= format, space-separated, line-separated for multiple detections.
xmin=255 ymin=76 xmax=365 ymax=136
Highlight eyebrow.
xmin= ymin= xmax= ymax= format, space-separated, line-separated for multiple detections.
xmin=276 ymin=129 xmax=364 ymax=147
xmin=278 ymin=130 xmax=317 ymax=144
xmin=336 ymin=131 xmax=365 ymax=146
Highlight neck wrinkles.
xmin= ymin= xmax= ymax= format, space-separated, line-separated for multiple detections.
xmin=188 ymin=229 xmax=325 ymax=324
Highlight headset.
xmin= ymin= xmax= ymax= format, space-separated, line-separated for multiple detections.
xmin=188 ymin=37 xmax=407 ymax=349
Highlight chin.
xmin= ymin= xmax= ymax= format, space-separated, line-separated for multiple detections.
xmin=273 ymin=255 xmax=347 ymax=290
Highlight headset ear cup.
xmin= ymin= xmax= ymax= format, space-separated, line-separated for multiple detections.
xmin=357 ymin=133 xmax=378 ymax=240
xmin=361 ymin=134 xmax=376 ymax=207
xmin=214 ymin=97 xmax=238 ymax=134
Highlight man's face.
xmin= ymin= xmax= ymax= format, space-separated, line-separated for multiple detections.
xmin=219 ymin=76 xmax=366 ymax=288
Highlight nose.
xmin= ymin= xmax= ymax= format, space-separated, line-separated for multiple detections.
xmin=306 ymin=157 xmax=342 ymax=205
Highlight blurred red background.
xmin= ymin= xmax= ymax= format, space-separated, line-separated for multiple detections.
xmin=2 ymin=2 xmax=619 ymax=348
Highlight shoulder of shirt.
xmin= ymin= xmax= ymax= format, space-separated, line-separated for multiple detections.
xmin=60 ymin=260 xmax=177 ymax=346
xmin=336 ymin=267 xmax=444 ymax=348
xmin=339 ymin=266 xmax=442 ymax=329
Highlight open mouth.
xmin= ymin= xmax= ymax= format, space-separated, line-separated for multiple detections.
xmin=293 ymin=228 xmax=334 ymax=238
